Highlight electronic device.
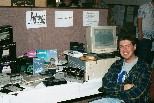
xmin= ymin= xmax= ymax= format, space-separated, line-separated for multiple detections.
xmin=70 ymin=42 xmax=84 ymax=51
xmin=67 ymin=55 xmax=118 ymax=81
xmin=43 ymin=77 xmax=67 ymax=87
xmin=85 ymin=26 xmax=117 ymax=54
xmin=0 ymin=60 xmax=18 ymax=73
xmin=0 ymin=42 xmax=16 ymax=60
xmin=0 ymin=25 xmax=13 ymax=46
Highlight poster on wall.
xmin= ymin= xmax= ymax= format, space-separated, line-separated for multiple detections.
xmin=26 ymin=10 xmax=47 ymax=29
xmin=11 ymin=0 xmax=35 ymax=7
xmin=83 ymin=11 xmax=99 ymax=26
xmin=55 ymin=11 xmax=73 ymax=27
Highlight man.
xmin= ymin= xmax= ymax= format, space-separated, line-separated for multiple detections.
xmin=136 ymin=0 xmax=154 ymax=65
xmin=90 ymin=32 xmax=152 ymax=103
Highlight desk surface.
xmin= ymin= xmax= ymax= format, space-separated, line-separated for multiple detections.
xmin=0 ymin=78 xmax=102 ymax=103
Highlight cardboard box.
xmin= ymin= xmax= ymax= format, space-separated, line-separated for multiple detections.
xmin=35 ymin=0 xmax=47 ymax=7
xmin=0 ymin=0 xmax=11 ymax=6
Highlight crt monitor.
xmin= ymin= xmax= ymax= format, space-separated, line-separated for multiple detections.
xmin=85 ymin=26 xmax=117 ymax=54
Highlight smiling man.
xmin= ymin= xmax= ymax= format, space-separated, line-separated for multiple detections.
xmin=89 ymin=31 xmax=152 ymax=103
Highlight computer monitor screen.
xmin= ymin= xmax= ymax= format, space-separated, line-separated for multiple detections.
xmin=86 ymin=26 xmax=117 ymax=54
xmin=94 ymin=29 xmax=114 ymax=47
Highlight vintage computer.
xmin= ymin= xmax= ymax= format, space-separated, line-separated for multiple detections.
xmin=66 ymin=26 xmax=119 ymax=81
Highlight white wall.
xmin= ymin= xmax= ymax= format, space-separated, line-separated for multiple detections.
xmin=103 ymin=0 xmax=152 ymax=5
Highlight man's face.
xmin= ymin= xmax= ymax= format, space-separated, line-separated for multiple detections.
xmin=119 ymin=40 xmax=136 ymax=62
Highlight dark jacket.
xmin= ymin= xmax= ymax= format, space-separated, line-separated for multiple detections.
xmin=99 ymin=58 xmax=152 ymax=103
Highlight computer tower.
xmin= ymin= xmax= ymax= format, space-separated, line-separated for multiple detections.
xmin=67 ymin=56 xmax=118 ymax=81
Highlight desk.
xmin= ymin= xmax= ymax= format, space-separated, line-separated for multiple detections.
xmin=0 ymin=78 xmax=102 ymax=103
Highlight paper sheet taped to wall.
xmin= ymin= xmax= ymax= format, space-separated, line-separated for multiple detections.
xmin=55 ymin=11 xmax=73 ymax=27
xmin=26 ymin=10 xmax=47 ymax=29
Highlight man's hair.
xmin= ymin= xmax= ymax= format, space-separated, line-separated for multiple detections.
xmin=117 ymin=30 xmax=136 ymax=46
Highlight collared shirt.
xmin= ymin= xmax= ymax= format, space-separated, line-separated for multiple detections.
xmin=136 ymin=2 xmax=154 ymax=39
xmin=101 ymin=58 xmax=152 ymax=103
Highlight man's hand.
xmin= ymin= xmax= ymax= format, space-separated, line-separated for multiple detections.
xmin=124 ymin=84 xmax=135 ymax=90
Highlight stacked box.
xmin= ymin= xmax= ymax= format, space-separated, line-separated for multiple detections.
xmin=0 ymin=42 xmax=16 ymax=60
xmin=0 ymin=25 xmax=16 ymax=61
xmin=35 ymin=0 xmax=47 ymax=7
xmin=0 ymin=25 xmax=13 ymax=46
xmin=0 ymin=0 xmax=11 ymax=6
xmin=0 ymin=25 xmax=17 ymax=73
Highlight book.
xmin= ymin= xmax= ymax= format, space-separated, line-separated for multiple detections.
xmin=36 ymin=49 xmax=58 ymax=64
xmin=33 ymin=58 xmax=44 ymax=75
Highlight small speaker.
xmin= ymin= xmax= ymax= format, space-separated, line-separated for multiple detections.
xmin=70 ymin=42 xmax=84 ymax=51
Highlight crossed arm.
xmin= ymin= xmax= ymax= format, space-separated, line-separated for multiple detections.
xmin=100 ymin=62 xmax=152 ymax=102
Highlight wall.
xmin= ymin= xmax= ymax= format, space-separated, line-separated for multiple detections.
xmin=103 ymin=0 xmax=152 ymax=5
xmin=0 ymin=7 xmax=108 ymax=58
